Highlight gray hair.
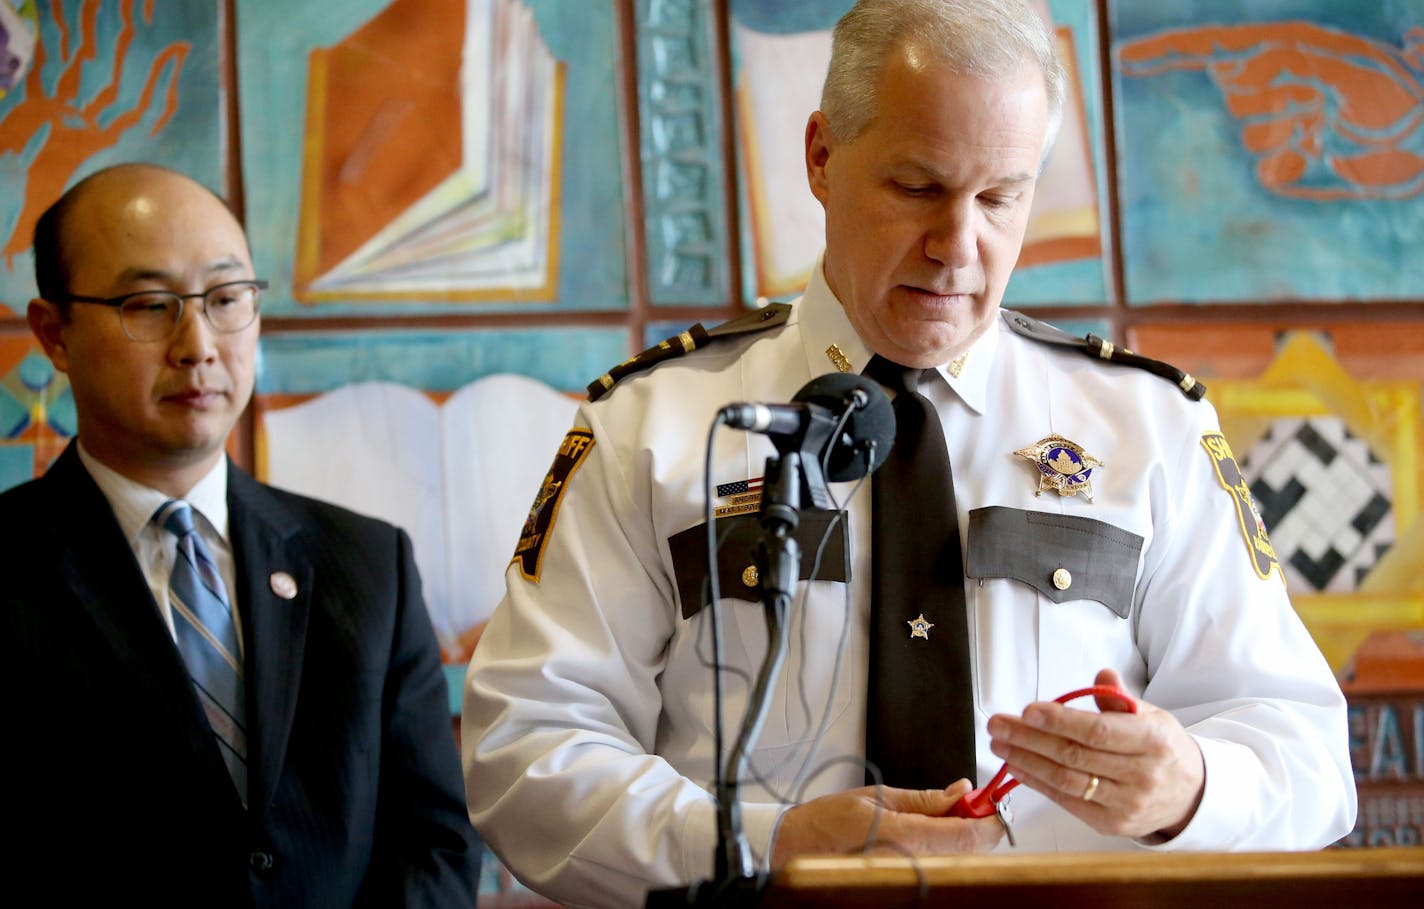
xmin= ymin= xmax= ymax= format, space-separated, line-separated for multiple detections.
xmin=820 ymin=0 xmax=1065 ymax=160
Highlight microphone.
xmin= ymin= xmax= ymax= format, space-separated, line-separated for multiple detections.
xmin=717 ymin=372 xmax=895 ymax=482
xmin=718 ymin=401 xmax=819 ymax=437
xmin=698 ymin=373 xmax=895 ymax=896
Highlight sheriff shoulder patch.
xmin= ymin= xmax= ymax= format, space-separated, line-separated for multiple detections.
xmin=1201 ymin=431 xmax=1282 ymax=582
xmin=513 ymin=429 xmax=595 ymax=582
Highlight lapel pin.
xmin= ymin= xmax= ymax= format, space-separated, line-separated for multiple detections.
xmin=826 ymin=344 xmax=852 ymax=373
xmin=908 ymin=613 xmax=934 ymax=640
xmin=269 ymin=571 xmax=298 ymax=600
xmin=1015 ymin=434 xmax=1102 ymax=502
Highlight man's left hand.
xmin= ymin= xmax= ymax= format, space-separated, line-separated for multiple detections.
xmin=985 ymin=668 xmax=1204 ymax=841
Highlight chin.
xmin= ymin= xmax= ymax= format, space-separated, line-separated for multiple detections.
xmin=889 ymin=329 xmax=970 ymax=366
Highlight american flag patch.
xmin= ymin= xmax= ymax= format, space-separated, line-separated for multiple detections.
xmin=715 ymin=476 xmax=763 ymax=518
xmin=715 ymin=477 xmax=764 ymax=498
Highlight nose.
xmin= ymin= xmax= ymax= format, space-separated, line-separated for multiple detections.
xmin=167 ymin=300 xmax=219 ymax=366
xmin=922 ymin=198 xmax=978 ymax=269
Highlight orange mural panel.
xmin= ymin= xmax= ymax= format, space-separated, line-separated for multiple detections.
xmin=294 ymin=0 xmax=465 ymax=287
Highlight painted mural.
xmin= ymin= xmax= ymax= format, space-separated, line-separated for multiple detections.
xmin=0 ymin=0 xmax=223 ymax=312
xmin=239 ymin=0 xmax=628 ymax=317
xmin=253 ymin=326 xmax=626 ymax=666
xmin=1111 ymin=0 xmax=1424 ymax=303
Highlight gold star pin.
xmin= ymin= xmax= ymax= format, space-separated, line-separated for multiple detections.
xmin=1014 ymin=434 xmax=1102 ymax=502
xmin=907 ymin=613 xmax=934 ymax=640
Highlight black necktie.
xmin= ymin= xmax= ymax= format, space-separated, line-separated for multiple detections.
xmin=863 ymin=355 xmax=976 ymax=790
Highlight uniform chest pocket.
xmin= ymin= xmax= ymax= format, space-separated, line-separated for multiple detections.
xmin=965 ymin=506 xmax=1143 ymax=618
xmin=667 ymin=509 xmax=849 ymax=617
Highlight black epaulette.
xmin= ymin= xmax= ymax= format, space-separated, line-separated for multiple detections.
xmin=586 ymin=303 xmax=792 ymax=401
xmin=1003 ymin=309 xmax=1206 ymax=401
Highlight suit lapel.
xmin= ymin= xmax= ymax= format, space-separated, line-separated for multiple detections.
xmin=43 ymin=445 xmax=245 ymax=792
xmin=228 ymin=465 xmax=312 ymax=818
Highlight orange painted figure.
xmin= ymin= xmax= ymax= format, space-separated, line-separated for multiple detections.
xmin=1118 ymin=22 xmax=1424 ymax=200
xmin=0 ymin=0 xmax=188 ymax=267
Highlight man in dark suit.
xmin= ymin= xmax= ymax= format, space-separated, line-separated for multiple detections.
xmin=3 ymin=163 xmax=482 ymax=906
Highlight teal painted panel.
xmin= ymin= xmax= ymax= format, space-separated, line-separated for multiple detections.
xmin=258 ymin=326 xmax=628 ymax=395
xmin=0 ymin=443 xmax=32 ymax=493
xmin=1111 ymin=0 xmax=1424 ymax=303
xmin=0 ymin=0 xmax=223 ymax=314
xmin=637 ymin=0 xmax=733 ymax=306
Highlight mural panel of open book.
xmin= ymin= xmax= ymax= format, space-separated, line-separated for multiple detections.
xmin=240 ymin=0 xmax=628 ymax=315
xmin=254 ymin=327 xmax=625 ymax=665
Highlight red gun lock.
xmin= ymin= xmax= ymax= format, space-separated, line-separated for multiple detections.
xmin=950 ymin=684 xmax=1139 ymax=819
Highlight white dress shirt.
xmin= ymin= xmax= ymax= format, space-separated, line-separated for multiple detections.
xmin=78 ymin=445 xmax=242 ymax=644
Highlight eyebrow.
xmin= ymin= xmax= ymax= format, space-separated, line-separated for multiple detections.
xmin=114 ymin=257 xmax=248 ymax=284
xmin=998 ymin=172 xmax=1038 ymax=188
xmin=895 ymin=160 xmax=1039 ymax=189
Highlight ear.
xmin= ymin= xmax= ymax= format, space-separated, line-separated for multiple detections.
xmin=804 ymin=111 xmax=835 ymax=208
xmin=27 ymin=298 xmax=71 ymax=374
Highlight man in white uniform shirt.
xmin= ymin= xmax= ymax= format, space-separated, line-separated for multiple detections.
xmin=463 ymin=1 xmax=1356 ymax=906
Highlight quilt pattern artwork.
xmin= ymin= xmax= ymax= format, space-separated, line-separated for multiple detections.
xmin=1130 ymin=323 xmax=1424 ymax=674
xmin=0 ymin=0 xmax=223 ymax=313
xmin=0 ymin=333 xmax=71 ymax=492
xmin=1111 ymin=0 xmax=1424 ymax=303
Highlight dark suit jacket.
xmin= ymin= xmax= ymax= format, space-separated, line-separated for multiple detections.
xmin=2 ymin=444 xmax=481 ymax=907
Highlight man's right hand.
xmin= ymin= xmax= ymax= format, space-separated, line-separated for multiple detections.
xmin=769 ymin=779 xmax=1004 ymax=866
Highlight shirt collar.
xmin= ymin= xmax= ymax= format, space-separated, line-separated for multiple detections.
xmin=77 ymin=443 xmax=231 ymax=543
xmin=795 ymin=257 xmax=874 ymax=379
xmin=936 ymin=315 xmax=998 ymax=416
xmin=794 ymin=255 xmax=998 ymax=414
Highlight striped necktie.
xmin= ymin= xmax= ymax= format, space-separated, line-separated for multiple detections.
xmin=156 ymin=499 xmax=248 ymax=804
xmin=862 ymin=356 xmax=976 ymax=790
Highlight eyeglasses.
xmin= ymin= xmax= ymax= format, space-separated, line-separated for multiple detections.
xmin=61 ymin=279 xmax=267 ymax=342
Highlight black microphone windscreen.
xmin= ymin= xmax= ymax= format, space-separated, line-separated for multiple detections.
xmin=792 ymin=372 xmax=895 ymax=482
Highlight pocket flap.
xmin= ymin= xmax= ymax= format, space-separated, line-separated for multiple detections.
xmin=966 ymin=506 xmax=1143 ymax=618
xmin=667 ymin=510 xmax=849 ymax=619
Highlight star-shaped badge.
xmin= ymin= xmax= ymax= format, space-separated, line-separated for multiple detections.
xmin=1014 ymin=434 xmax=1102 ymax=502
xmin=907 ymin=613 xmax=934 ymax=640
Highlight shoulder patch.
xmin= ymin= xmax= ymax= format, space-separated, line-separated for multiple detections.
xmin=513 ymin=429 xmax=595 ymax=582
xmin=1200 ymin=431 xmax=1283 ymax=583
xmin=586 ymin=303 xmax=792 ymax=401
xmin=1003 ymin=310 xmax=1206 ymax=401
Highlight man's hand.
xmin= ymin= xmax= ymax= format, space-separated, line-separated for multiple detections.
xmin=770 ymin=779 xmax=1004 ymax=867
xmin=986 ymin=668 xmax=1205 ymax=841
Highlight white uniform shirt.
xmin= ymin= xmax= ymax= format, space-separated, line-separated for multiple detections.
xmin=464 ymin=264 xmax=1356 ymax=909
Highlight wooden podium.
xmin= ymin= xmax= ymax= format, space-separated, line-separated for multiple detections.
xmin=752 ymin=848 xmax=1424 ymax=908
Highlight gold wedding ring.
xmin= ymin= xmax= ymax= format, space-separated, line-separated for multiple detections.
xmin=1082 ymin=774 xmax=1100 ymax=802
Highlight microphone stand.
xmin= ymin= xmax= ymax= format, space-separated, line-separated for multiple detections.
xmin=646 ymin=450 xmax=813 ymax=908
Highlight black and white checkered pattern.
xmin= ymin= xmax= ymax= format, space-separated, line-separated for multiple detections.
xmin=1240 ymin=417 xmax=1394 ymax=594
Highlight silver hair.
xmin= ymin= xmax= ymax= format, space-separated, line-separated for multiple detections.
xmin=820 ymin=0 xmax=1065 ymax=162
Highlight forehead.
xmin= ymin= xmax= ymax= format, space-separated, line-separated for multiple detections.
xmin=62 ymin=172 xmax=252 ymax=289
xmin=854 ymin=52 xmax=1049 ymax=176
